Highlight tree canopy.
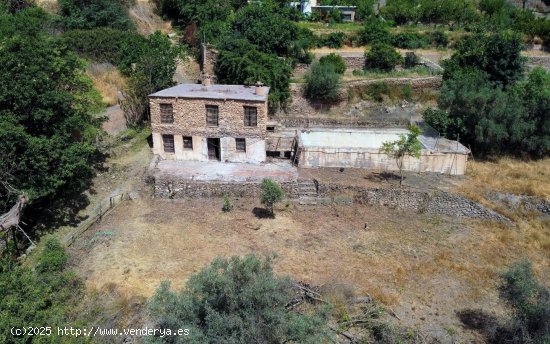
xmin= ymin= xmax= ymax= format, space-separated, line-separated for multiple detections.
xmin=0 ymin=8 xmax=103 ymax=225
xmin=148 ymin=255 xmax=328 ymax=344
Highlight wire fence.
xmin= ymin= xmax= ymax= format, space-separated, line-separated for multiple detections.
xmin=64 ymin=190 xmax=130 ymax=246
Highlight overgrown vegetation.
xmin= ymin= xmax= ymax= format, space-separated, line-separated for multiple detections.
xmin=424 ymin=32 xmax=549 ymax=157
xmin=0 ymin=238 xmax=84 ymax=344
xmin=148 ymin=255 xmax=329 ymax=343
xmin=0 ymin=7 xmax=104 ymax=231
xmin=364 ymin=43 xmax=403 ymax=71
xmin=58 ymin=0 xmax=134 ymax=30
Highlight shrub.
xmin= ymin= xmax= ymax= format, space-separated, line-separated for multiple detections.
xmin=260 ymin=178 xmax=285 ymax=216
xmin=319 ymin=53 xmax=347 ymax=74
xmin=364 ymin=43 xmax=403 ymax=71
xmin=317 ymin=32 xmax=346 ymax=48
xmin=430 ymin=30 xmax=449 ymax=47
xmin=304 ymin=62 xmax=342 ymax=102
xmin=404 ymin=52 xmax=419 ymax=68
xmin=35 ymin=238 xmax=68 ymax=273
xmin=367 ymin=81 xmax=391 ymax=102
xmin=222 ymin=194 xmax=233 ymax=212
xmin=401 ymin=84 xmax=413 ymax=100
xmin=358 ymin=18 xmax=391 ymax=45
xmin=391 ymin=32 xmax=429 ymax=49
xmin=58 ymin=0 xmax=134 ymax=30
xmin=147 ymin=255 xmax=329 ymax=344
xmin=499 ymin=260 xmax=550 ymax=342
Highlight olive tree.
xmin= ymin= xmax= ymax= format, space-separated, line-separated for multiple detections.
xmin=260 ymin=178 xmax=284 ymax=216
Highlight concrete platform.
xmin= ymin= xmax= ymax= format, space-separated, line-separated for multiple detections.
xmin=153 ymin=159 xmax=298 ymax=183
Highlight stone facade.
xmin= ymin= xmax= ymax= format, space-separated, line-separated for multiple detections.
xmin=149 ymin=86 xmax=269 ymax=163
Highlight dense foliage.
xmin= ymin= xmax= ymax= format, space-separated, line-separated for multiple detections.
xmin=364 ymin=43 xmax=403 ymax=71
xmin=319 ymin=53 xmax=347 ymax=74
xmin=58 ymin=0 xmax=134 ymax=30
xmin=148 ymin=255 xmax=328 ymax=343
xmin=0 ymin=8 xmax=103 ymax=224
xmin=215 ymin=39 xmax=292 ymax=112
xmin=304 ymin=62 xmax=342 ymax=103
xmin=443 ymin=32 xmax=525 ymax=87
xmin=425 ymin=31 xmax=549 ymax=157
xmin=358 ymin=18 xmax=391 ymax=45
xmin=0 ymin=239 xmax=83 ymax=344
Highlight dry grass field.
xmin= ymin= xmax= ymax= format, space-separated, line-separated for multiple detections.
xmin=86 ymin=64 xmax=126 ymax=106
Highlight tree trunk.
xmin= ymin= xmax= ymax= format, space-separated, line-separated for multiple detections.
xmin=0 ymin=194 xmax=28 ymax=236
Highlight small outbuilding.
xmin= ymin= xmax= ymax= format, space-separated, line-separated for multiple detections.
xmin=298 ymin=128 xmax=470 ymax=175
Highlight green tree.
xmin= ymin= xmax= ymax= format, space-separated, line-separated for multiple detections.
xmin=260 ymin=179 xmax=285 ymax=216
xmin=380 ymin=125 xmax=422 ymax=186
xmin=304 ymin=62 xmax=342 ymax=102
xmin=358 ymin=18 xmax=391 ymax=45
xmin=233 ymin=4 xmax=298 ymax=56
xmin=319 ymin=53 xmax=347 ymax=74
xmin=58 ymin=0 xmax=134 ymax=30
xmin=120 ymin=31 xmax=183 ymax=127
xmin=428 ymin=69 xmax=535 ymax=156
xmin=443 ymin=32 xmax=525 ymax=87
xmin=147 ymin=255 xmax=329 ymax=344
xmin=215 ymin=39 xmax=292 ymax=112
xmin=0 ymin=8 xmax=103 ymax=227
xmin=364 ymin=43 xmax=403 ymax=71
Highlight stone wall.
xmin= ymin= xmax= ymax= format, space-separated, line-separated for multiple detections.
xmin=200 ymin=43 xmax=218 ymax=76
xmin=316 ymin=183 xmax=508 ymax=221
xmin=154 ymin=179 xmax=299 ymax=199
xmin=153 ymin=176 xmax=506 ymax=221
xmin=150 ymin=97 xmax=268 ymax=139
xmin=526 ymin=55 xmax=550 ymax=71
xmin=277 ymin=77 xmax=442 ymax=118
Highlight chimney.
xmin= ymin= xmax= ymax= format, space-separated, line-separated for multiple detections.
xmin=255 ymin=81 xmax=265 ymax=96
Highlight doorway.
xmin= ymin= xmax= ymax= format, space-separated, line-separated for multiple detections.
xmin=207 ymin=138 xmax=220 ymax=161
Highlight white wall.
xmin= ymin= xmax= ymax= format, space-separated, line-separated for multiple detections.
xmin=152 ymin=133 xmax=266 ymax=164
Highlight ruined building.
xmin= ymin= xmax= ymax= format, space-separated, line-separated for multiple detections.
xmin=149 ymin=80 xmax=269 ymax=164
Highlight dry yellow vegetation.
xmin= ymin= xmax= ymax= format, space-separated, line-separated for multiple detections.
xmin=461 ymin=158 xmax=550 ymax=199
xmin=86 ymin=64 xmax=126 ymax=106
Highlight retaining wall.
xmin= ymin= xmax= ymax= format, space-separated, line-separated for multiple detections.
xmin=153 ymin=176 xmax=506 ymax=221
xmin=317 ymin=183 xmax=507 ymax=221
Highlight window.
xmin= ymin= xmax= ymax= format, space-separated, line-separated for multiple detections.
xmin=266 ymin=126 xmax=275 ymax=132
xmin=342 ymin=13 xmax=352 ymax=21
xmin=160 ymin=103 xmax=173 ymax=123
xmin=244 ymin=106 xmax=257 ymax=127
xmin=183 ymin=136 xmax=193 ymax=149
xmin=162 ymin=134 xmax=175 ymax=153
xmin=206 ymin=105 xmax=219 ymax=126
xmin=236 ymin=138 xmax=246 ymax=152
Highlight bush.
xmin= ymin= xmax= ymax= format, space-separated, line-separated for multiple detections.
xmin=364 ymin=43 xmax=403 ymax=71
xmin=358 ymin=18 xmax=391 ymax=45
xmin=0 ymin=238 xmax=83 ymax=344
xmin=430 ymin=30 xmax=449 ymax=47
xmin=319 ymin=53 xmax=347 ymax=74
xmin=260 ymin=178 xmax=285 ymax=216
xmin=404 ymin=51 xmax=419 ymax=68
xmin=317 ymin=32 xmax=346 ymax=48
xmin=304 ymin=62 xmax=342 ymax=102
xmin=147 ymin=255 xmax=329 ymax=344
xmin=222 ymin=194 xmax=233 ymax=212
xmin=499 ymin=260 xmax=550 ymax=342
xmin=58 ymin=0 xmax=134 ymax=30
xmin=391 ymin=32 xmax=429 ymax=49
xmin=366 ymin=81 xmax=391 ymax=102
xmin=62 ymin=28 xmax=148 ymax=73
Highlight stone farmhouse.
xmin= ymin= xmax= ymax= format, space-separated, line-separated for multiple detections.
xmin=150 ymin=80 xmax=269 ymax=164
